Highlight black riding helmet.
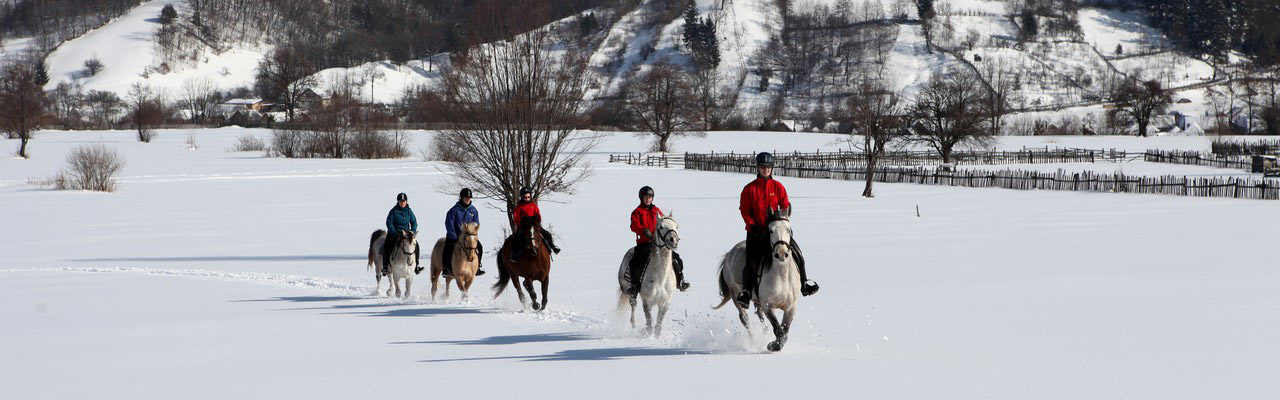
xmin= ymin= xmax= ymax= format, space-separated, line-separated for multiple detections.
xmin=459 ymin=188 xmax=472 ymax=199
xmin=396 ymin=192 xmax=408 ymax=202
xmin=638 ymin=186 xmax=654 ymax=201
xmin=756 ymin=152 xmax=775 ymax=167
xmin=519 ymin=186 xmax=532 ymax=197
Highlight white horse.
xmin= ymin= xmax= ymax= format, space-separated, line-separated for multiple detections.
xmin=714 ymin=208 xmax=801 ymax=352
xmin=367 ymin=229 xmax=419 ymax=299
xmin=616 ymin=214 xmax=681 ymax=336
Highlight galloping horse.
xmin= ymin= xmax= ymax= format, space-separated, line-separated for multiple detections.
xmin=714 ymin=208 xmax=802 ymax=352
xmin=367 ymin=229 xmax=419 ymax=299
xmin=616 ymin=214 xmax=681 ymax=336
xmin=494 ymin=216 xmax=553 ymax=311
xmin=430 ymin=222 xmax=481 ymax=301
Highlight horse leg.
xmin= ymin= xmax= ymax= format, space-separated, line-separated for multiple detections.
xmin=629 ymin=298 xmax=637 ymax=329
xmin=654 ymin=305 xmax=668 ymax=337
xmin=524 ymin=279 xmax=540 ymax=311
xmin=459 ymin=277 xmax=470 ymax=301
xmin=444 ymin=277 xmax=453 ymax=299
xmin=510 ymin=277 xmax=527 ymax=310
xmin=733 ymin=302 xmax=753 ymax=336
xmin=538 ymin=278 xmax=549 ymax=312
xmin=430 ymin=271 xmax=439 ymax=302
xmin=779 ymin=305 xmax=796 ymax=350
xmin=403 ymin=275 xmax=412 ymax=299
xmin=764 ymin=309 xmax=786 ymax=352
xmin=642 ymin=302 xmax=653 ymax=335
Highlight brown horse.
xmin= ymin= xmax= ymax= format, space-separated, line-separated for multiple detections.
xmin=494 ymin=216 xmax=552 ymax=311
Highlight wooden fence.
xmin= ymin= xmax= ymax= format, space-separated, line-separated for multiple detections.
xmin=675 ymin=148 xmax=1130 ymax=169
xmin=684 ymin=153 xmax=1280 ymax=200
xmin=1144 ymin=150 xmax=1253 ymax=171
xmin=608 ymin=153 xmax=684 ymax=168
xmin=1211 ymin=139 xmax=1280 ymax=156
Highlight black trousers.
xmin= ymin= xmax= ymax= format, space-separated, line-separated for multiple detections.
xmin=442 ymin=237 xmax=483 ymax=274
xmin=741 ymin=230 xmax=808 ymax=294
xmin=629 ymin=243 xmax=685 ymax=291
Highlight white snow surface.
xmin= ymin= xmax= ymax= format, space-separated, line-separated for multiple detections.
xmin=4 ymin=132 xmax=1280 ymax=398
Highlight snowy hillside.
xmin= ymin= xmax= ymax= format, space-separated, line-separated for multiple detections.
xmin=4 ymin=128 xmax=1280 ymax=399
xmin=42 ymin=0 xmax=266 ymax=96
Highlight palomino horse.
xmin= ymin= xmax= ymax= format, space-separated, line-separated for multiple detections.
xmin=494 ymin=216 xmax=553 ymax=311
xmin=714 ymin=208 xmax=802 ymax=352
xmin=616 ymin=214 xmax=681 ymax=336
xmin=430 ymin=222 xmax=480 ymax=301
xmin=367 ymin=229 xmax=419 ymax=299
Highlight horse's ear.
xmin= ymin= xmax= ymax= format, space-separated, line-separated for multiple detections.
xmin=782 ymin=207 xmax=791 ymax=218
xmin=667 ymin=211 xmax=675 ymax=221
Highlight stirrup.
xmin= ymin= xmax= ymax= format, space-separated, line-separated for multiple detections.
xmin=475 ymin=268 xmax=486 ymax=276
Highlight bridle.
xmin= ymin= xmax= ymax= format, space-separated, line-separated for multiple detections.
xmin=652 ymin=217 xmax=679 ymax=250
xmin=459 ymin=231 xmax=479 ymax=260
xmin=397 ymin=234 xmax=417 ymax=266
xmin=769 ymin=219 xmax=791 ymax=259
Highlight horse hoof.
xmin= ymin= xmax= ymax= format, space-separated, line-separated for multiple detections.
xmin=531 ymin=303 xmax=542 ymax=311
xmin=767 ymin=341 xmax=783 ymax=352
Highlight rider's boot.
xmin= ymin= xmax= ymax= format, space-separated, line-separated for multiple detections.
xmin=413 ymin=243 xmax=424 ymax=274
xmin=792 ymin=238 xmax=819 ymax=296
xmin=542 ymin=228 xmax=562 ymax=254
xmin=626 ymin=245 xmax=647 ymax=297
xmin=474 ymin=241 xmax=486 ymax=276
xmin=380 ymin=240 xmax=393 ymax=275
xmin=673 ymin=252 xmax=691 ymax=292
xmin=441 ymin=239 xmax=455 ymax=278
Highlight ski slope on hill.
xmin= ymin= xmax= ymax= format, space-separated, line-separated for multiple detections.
xmin=3 ymin=129 xmax=1280 ymax=399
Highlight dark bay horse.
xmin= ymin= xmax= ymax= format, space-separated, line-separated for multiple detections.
xmin=494 ymin=216 xmax=553 ymax=311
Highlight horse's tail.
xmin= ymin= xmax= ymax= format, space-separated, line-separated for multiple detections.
xmin=616 ymin=288 xmax=631 ymax=315
xmin=712 ymin=266 xmax=732 ymax=310
xmin=491 ymin=243 xmax=511 ymax=297
xmin=368 ymin=229 xmax=385 ymax=271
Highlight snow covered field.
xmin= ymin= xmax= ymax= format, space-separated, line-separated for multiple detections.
xmin=3 ymin=129 xmax=1280 ymax=399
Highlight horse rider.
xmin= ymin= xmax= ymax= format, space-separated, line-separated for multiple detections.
xmin=383 ymin=192 xmax=420 ymax=273
xmin=626 ymin=185 xmax=690 ymax=297
xmin=442 ymin=188 xmax=485 ymax=277
xmin=508 ymin=186 xmax=562 ymax=262
xmin=736 ymin=152 xmax=819 ymax=306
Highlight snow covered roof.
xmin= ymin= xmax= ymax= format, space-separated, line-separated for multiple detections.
xmin=223 ymin=98 xmax=264 ymax=105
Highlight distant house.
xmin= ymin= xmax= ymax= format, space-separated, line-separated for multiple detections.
xmin=211 ymin=98 xmax=267 ymax=119
xmin=297 ymin=89 xmax=326 ymax=109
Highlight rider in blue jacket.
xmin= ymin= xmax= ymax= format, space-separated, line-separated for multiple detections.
xmin=382 ymin=192 xmax=419 ymax=273
xmin=442 ymin=188 xmax=485 ymax=277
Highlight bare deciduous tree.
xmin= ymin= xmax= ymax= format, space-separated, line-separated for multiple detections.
xmin=1110 ymin=77 xmax=1171 ymax=137
xmin=127 ymin=83 xmax=164 ymax=143
xmin=907 ymin=73 xmax=995 ymax=163
xmin=254 ymin=46 xmax=317 ymax=121
xmin=180 ymin=77 xmax=217 ymax=124
xmin=432 ymin=28 xmax=598 ymax=225
xmin=625 ymin=61 xmax=700 ymax=152
xmin=0 ymin=63 xmax=49 ymax=158
xmin=846 ymin=81 xmax=906 ymax=197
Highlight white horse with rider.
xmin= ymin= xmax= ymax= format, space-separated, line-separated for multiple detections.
xmin=367 ymin=229 xmax=419 ymax=299
xmin=715 ymin=207 xmax=802 ymax=351
xmin=616 ymin=213 xmax=684 ymax=336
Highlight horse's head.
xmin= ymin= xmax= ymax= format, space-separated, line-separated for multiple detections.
xmin=399 ymin=230 xmax=419 ymax=265
xmin=653 ymin=213 xmax=680 ymax=251
xmin=461 ymin=222 xmax=480 ymax=262
xmin=520 ymin=215 xmax=542 ymax=256
xmin=766 ymin=207 xmax=792 ymax=261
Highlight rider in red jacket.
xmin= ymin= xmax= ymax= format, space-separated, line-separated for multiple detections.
xmin=737 ymin=152 xmax=818 ymax=306
xmin=508 ymin=186 xmax=561 ymax=262
xmin=625 ymin=186 xmax=690 ymax=297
